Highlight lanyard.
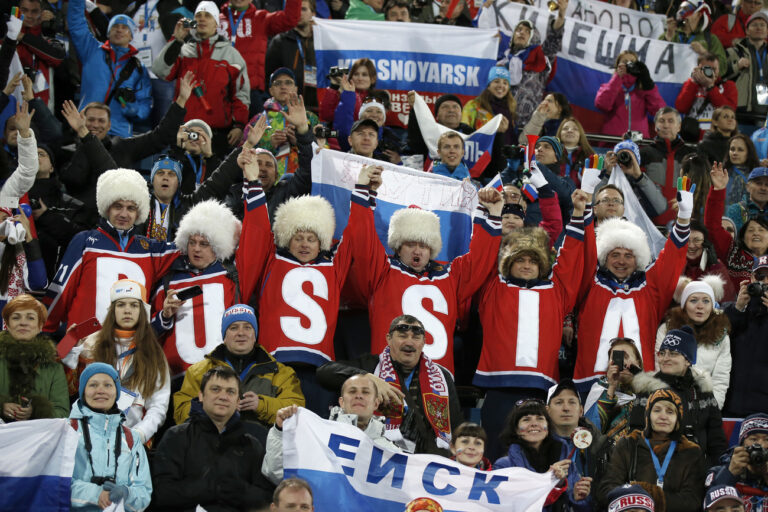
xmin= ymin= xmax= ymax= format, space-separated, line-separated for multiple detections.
xmin=677 ymin=33 xmax=695 ymax=44
xmin=225 ymin=358 xmax=259 ymax=381
xmin=185 ymin=152 xmax=203 ymax=183
xmin=227 ymin=8 xmax=247 ymax=46
xmin=757 ymin=46 xmax=767 ymax=82
xmin=644 ymin=438 xmax=676 ymax=489
xmin=297 ymin=37 xmax=305 ymax=62
xmin=143 ymin=1 xmax=158 ymax=42
xmin=402 ymin=369 xmax=416 ymax=412
xmin=623 ymin=84 xmax=635 ymax=108
xmin=117 ymin=348 xmax=137 ymax=360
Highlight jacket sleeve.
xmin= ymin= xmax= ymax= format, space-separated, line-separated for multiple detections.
xmin=29 ymin=97 xmax=63 ymax=144
xmin=630 ymin=172 xmax=668 ymax=218
xmin=542 ymin=19 xmax=564 ymax=57
xmin=66 ymin=0 xmax=101 ymax=63
xmin=183 ymin=147 xmax=243 ymax=204
xmin=703 ymin=186 xmax=733 ymax=262
xmin=173 ymin=364 xmax=203 ymax=424
xmin=333 ymin=90 xmax=357 ymax=151
xmin=254 ymin=362 xmax=306 ymax=425
xmin=20 ymin=33 xmax=66 ymax=66
xmin=124 ymin=441 xmax=153 ymax=512
xmin=265 ymin=0 xmax=301 ymax=36
xmin=594 ymin=73 xmax=623 ymax=113
xmin=58 ymin=134 xmax=117 ymax=191
xmin=132 ymin=368 xmax=171 ymax=443
xmin=22 ymin=239 xmax=48 ymax=292
xmin=708 ymin=80 xmax=738 ymax=109
xmin=711 ymin=332 xmax=731 ymax=408
xmin=235 ymin=181 xmax=275 ymax=305
xmin=319 ymin=87 xmax=341 ymax=123
xmin=151 ymin=427 xmax=216 ymax=506
xmin=645 ymin=222 xmax=690 ymax=319
xmin=150 ymin=284 xmax=174 ymax=335
xmin=0 ymin=131 xmax=38 ymax=201
xmin=449 ymin=206 xmax=502 ymax=304
xmin=115 ymin=102 xmax=187 ymax=161
xmin=46 ymin=363 xmax=71 ymax=418
xmin=152 ymin=39 xmax=184 ymax=80
xmin=675 ymin=79 xmax=699 ymax=114
xmin=538 ymin=185 xmax=563 ymax=248
xmin=316 ymin=354 xmax=378 ymax=393
xmin=552 ymin=215 xmax=586 ymax=312
xmin=261 ymin=426 xmax=285 ymax=484
xmin=518 ymin=109 xmax=548 ymax=144
xmin=43 ymin=231 xmax=88 ymax=331
xmin=227 ymin=48 xmax=251 ymax=126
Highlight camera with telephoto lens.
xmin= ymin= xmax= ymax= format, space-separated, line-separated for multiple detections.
xmin=617 ymin=150 xmax=634 ymax=167
xmin=314 ymin=126 xmax=338 ymax=139
xmin=747 ymin=443 xmax=768 ymax=466
xmin=115 ymin=87 xmax=136 ymax=103
xmin=185 ymin=130 xmax=200 ymax=141
xmin=181 ymin=19 xmax=198 ymax=29
xmin=91 ymin=476 xmax=116 ymax=485
xmin=702 ymin=66 xmax=715 ymax=78
xmin=747 ymin=282 xmax=768 ymax=297
xmin=501 ymin=144 xmax=525 ymax=159
xmin=327 ymin=66 xmax=350 ymax=80
xmin=625 ymin=61 xmax=643 ymax=77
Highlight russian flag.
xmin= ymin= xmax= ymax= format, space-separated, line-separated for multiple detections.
xmin=486 ymin=173 xmax=503 ymax=192
xmin=0 ymin=419 xmax=79 ymax=511
xmin=311 ymin=149 xmax=478 ymax=263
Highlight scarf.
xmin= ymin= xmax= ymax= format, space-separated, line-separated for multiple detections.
xmin=113 ymin=328 xmax=136 ymax=382
xmin=147 ymin=199 xmax=170 ymax=241
xmin=374 ymin=347 xmax=451 ymax=448
xmin=0 ymin=331 xmax=56 ymax=399
xmin=508 ymin=45 xmax=546 ymax=86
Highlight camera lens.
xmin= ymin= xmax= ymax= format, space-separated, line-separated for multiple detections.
xmin=617 ymin=151 xmax=633 ymax=167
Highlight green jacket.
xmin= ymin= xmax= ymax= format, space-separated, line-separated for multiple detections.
xmin=0 ymin=331 xmax=70 ymax=420
xmin=344 ymin=0 xmax=384 ymax=20
xmin=662 ymin=30 xmax=727 ymax=76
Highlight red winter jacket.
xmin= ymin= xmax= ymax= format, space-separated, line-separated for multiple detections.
xmin=711 ymin=9 xmax=750 ymax=49
xmin=16 ymin=25 xmax=65 ymax=104
xmin=675 ymin=77 xmax=738 ymax=137
xmin=219 ymin=0 xmax=301 ymax=91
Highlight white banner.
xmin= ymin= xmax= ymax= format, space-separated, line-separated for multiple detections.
xmin=283 ymin=408 xmax=557 ymax=512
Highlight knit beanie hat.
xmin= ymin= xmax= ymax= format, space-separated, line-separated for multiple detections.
xmin=747 ymin=11 xmax=768 ymax=28
xmin=107 ymin=14 xmax=136 ymax=39
xmin=150 ymin=156 xmax=183 ymax=185
xmin=680 ymin=275 xmax=725 ymax=306
xmin=434 ymin=94 xmax=462 ymax=116
xmin=614 ymin=140 xmax=641 ymax=166
xmin=644 ymin=389 xmax=683 ymax=438
xmin=537 ymin=136 xmax=564 ymax=162
xmin=659 ymin=325 xmax=697 ymax=364
xmin=195 ymin=0 xmax=220 ymax=23
xmin=487 ymin=66 xmax=511 ymax=87
xmin=221 ymin=304 xmax=258 ymax=339
xmin=183 ymin=119 xmax=213 ymax=140
xmin=110 ymin=279 xmax=148 ymax=304
xmin=704 ymin=485 xmax=743 ymax=510
xmin=79 ymin=362 xmax=120 ymax=403
xmin=501 ymin=202 xmax=525 ymax=220
xmin=738 ymin=413 xmax=768 ymax=445
xmin=606 ymin=484 xmax=655 ymax=512
xmin=37 ymin=143 xmax=54 ymax=167
xmin=358 ymin=100 xmax=386 ymax=118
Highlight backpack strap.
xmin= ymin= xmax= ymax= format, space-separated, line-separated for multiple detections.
xmin=121 ymin=425 xmax=134 ymax=450
xmin=104 ymin=54 xmax=141 ymax=106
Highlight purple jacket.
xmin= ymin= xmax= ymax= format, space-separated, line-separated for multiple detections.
xmin=594 ymin=74 xmax=666 ymax=138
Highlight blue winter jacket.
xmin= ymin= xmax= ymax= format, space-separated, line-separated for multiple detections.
xmin=69 ymin=400 xmax=152 ymax=511
xmin=67 ymin=0 xmax=152 ymax=137
xmin=432 ymin=161 xmax=470 ymax=180
xmin=495 ymin=438 xmax=591 ymax=512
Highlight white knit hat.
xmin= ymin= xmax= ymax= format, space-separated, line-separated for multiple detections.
xmin=596 ymin=217 xmax=652 ymax=270
xmin=272 ymin=195 xmax=335 ymax=251
xmin=359 ymin=100 xmax=386 ymax=118
xmin=95 ymin=168 xmax=150 ymax=225
xmin=175 ymin=200 xmax=242 ymax=261
xmin=195 ymin=0 xmax=220 ymax=23
xmin=681 ymin=275 xmax=725 ymax=306
xmin=110 ymin=279 xmax=148 ymax=304
xmin=387 ymin=207 xmax=442 ymax=260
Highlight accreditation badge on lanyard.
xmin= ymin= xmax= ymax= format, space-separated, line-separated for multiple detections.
xmin=756 ymin=48 xmax=768 ymax=105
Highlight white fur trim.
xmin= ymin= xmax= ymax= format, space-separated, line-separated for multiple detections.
xmin=596 ymin=217 xmax=652 ymax=270
xmin=175 ymin=200 xmax=242 ymax=260
xmin=387 ymin=208 xmax=442 ymax=260
xmin=96 ymin=168 xmax=150 ymax=224
xmin=272 ymin=195 xmax=335 ymax=251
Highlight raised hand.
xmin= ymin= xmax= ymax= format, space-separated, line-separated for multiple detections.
xmin=571 ymin=189 xmax=589 ymax=216
xmin=238 ymin=148 xmax=259 ymax=182
xmin=3 ymin=72 xmax=22 ymax=96
xmin=710 ymin=161 xmax=728 ymax=190
xmin=283 ymin=93 xmax=308 ymax=134
xmin=478 ymin=188 xmax=504 ymax=217
xmin=13 ymin=101 xmax=35 ymax=138
xmin=245 ymin=114 xmax=269 ymax=148
xmin=676 ymin=176 xmax=696 ymax=222
xmin=61 ymin=100 xmax=88 ymax=138
xmin=176 ymin=71 xmax=195 ymax=107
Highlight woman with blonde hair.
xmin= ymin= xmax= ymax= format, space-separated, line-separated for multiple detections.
xmin=556 ymin=116 xmax=595 ymax=188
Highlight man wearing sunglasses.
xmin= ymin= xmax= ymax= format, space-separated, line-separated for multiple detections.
xmin=317 ymin=315 xmax=462 ymax=456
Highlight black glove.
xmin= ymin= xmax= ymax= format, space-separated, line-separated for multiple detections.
xmin=634 ymin=61 xmax=655 ymax=91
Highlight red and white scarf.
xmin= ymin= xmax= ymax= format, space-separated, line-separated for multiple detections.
xmin=374 ymin=347 xmax=451 ymax=448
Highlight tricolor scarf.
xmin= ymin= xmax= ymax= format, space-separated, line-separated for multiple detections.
xmin=147 ymin=200 xmax=170 ymax=241
xmin=374 ymin=347 xmax=451 ymax=447
xmin=508 ymin=45 xmax=547 ymax=86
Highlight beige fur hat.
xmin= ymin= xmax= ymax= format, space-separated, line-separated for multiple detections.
xmin=387 ymin=207 xmax=442 ymax=260
xmin=272 ymin=195 xmax=336 ymax=251
xmin=95 ymin=168 xmax=150 ymax=225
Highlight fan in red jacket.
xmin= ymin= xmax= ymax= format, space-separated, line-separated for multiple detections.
xmin=347 ymin=166 xmax=504 ymax=373
xmin=675 ymin=54 xmax=737 ymax=139
xmin=16 ymin=0 xmax=66 ymax=105
xmin=219 ymin=0 xmax=301 ymax=96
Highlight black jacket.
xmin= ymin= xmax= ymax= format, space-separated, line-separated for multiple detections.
xmin=723 ymin=300 xmax=768 ymax=418
xmin=167 ymin=146 xmax=223 ymax=195
xmin=317 ymin=353 xmax=464 ymax=455
xmin=151 ymin=410 xmax=273 ymax=512
xmin=265 ymin=29 xmax=317 ymax=109
xmin=59 ymin=102 xmax=186 ymax=226
xmin=697 ymin=130 xmax=730 ymax=166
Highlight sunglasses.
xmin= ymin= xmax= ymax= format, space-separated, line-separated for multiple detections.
xmin=515 ymin=398 xmax=545 ymax=407
xmin=390 ymin=324 xmax=426 ymax=336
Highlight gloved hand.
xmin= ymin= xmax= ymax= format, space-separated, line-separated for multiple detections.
xmin=580 ymin=168 xmax=603 ymax=195
xmin=102 ymin=481 xmax=130 ymax=503
xmin=676 ymin=176 xmax=696 ymax=220
xmin=528 ymin=160 xmax=549 ymax=190
xmin=6 ymin=15 xmax=22 ymax=40
xmin=634 ymin=61 xmax=655 ymax=91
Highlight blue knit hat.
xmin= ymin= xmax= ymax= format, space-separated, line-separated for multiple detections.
xmin=151 ymin=156 xmax=183 ymax=185
xmin=614 ymin=140 xmax=641 ymax=166
xmin=487 ymin=66 xmax=511 ymax=87
xmin=107 ymin=15 xmax=136 ymax=39
xmin=738 ymin=412 xmax=768 ymax=444
xmin=221 ymin=304 xmax=258 ymax=339
xmin=79 ymin=362 xmax=120 ymax=403
xmin=659 ymin=325 xmax=697 ymax=364
xmin=537 ymin=136 xmax=564 ymax=162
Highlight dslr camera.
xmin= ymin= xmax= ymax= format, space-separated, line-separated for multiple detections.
xmin=701 ymin=66 xmax=715 ymax=78
xmin=314 ymin=125 xmax=338 ymax=139
xmin=747 ymin=282 xmax=768 ymax=297
xmin=501 ymin=144 xmax=525 ymax=159
xmin=115 ymin=87 xmax=136 ymax=103
xmin=625 ymin=61 xmax=642 ymax=77
xmin=327 ymin=66 xmax=350 ymax=80
xmin=617 ymin=150 xmax=634 ymax=167
xmin=747 ymin=443 xmax=768 ymax=466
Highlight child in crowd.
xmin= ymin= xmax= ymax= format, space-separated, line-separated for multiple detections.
xmin=450 ymin=422 xmax=493 ymax=470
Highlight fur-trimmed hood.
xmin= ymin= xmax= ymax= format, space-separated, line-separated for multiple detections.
xmin=664 ymin=307 xmax=730 ymax=346
xmin=387 ymin=207 xmax=442 ymax=260
xmin=632 ymin=367 xmax=714 ymax=395
xmin=95 ymin=168 xmax=150 ymax=225
xmin=175 ymin=200 xmax=242 ymax=261
xmin=272 ymin=195 xmax=335 ymax=251
xmin=498 ymin=227 xmax=551 ymax=279
xmin=596 ymin=217 xmax=652 ymax=270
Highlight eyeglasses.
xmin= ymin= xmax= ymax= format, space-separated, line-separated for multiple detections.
xmin=689 ymin=236 xmax=705 ymax=246
xmin=515 ymin=398 xmax=545 ymax=407
xmin=597 ymin=198 xmax=624 ymax=205
xmin=272 ymin=79 xmax=295 ymax=87
xmin=390 ymin=324 xmax=426 ymax=336
xmin=657 ymin=349 xmax=683 ymax=359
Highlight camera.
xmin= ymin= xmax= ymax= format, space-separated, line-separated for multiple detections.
xmin=701 ymin=66 xmax=715 ymax=78
xmin=747 ymin=282 xmax=768 ymax=297
xmin=625 ymin=61 xmax=642 ymax=77
xmin=185 ymin=130 xmax=200 ymax=141
xmin=501 ymin=144 xmax=525 ymax=159
xmin=617 ymin=150 xmax=634 ymax=167
xmin=115 ymin=87 xmax=136 ymax=103
xmin=91 ymin=476 xmax=116 ymax=485
xmin=181 ymin=19 xmax=198 ymax=29
xmin=22 ymin=66 xmax=37 ymax=80
xmin=747 ymin=443 xmax=768 ymax=466
xmin=327 ymin=66 xmax=350 ymax=80
xmin=28 ymin=198 xmax=40 ymax=210
xmin=314 ymin=126 xmax=338 ymax=139
xmin=379 ymin=139 xmax=402 ymax=154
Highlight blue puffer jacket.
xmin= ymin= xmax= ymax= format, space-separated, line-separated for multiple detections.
xmin=495 ymin=437 xmax=591 ymax=512
xmin=69 ymin=400 xmax=152 ymax=511
xmin=67 ymin=0 xmax=152 ymax=137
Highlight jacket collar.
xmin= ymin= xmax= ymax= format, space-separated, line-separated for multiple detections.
xmin=98 ymin=217 xmax=137 ymax=240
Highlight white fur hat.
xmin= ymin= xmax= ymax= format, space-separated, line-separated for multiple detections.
xmin=96 ymin=168 xmax=150 ymax=225
xmin=175 ymin=200 xmax=242 ymax=261
xmin=272 ymin=195 xmax=335 ymax=251
xmin=596 ymin=217 xmax=652 ymax=270
xmin=387 ymin=207 xmax=442 ymax=260
xmin=681 ymin=274 xmax=725 ymax=305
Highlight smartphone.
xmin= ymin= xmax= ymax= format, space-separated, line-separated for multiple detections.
xmin=611 ymin=350 xmax=625 ymax=370
xmin=176 ymin=285 xmax=203 ymax=302
xmin=57 ymin=317 xmax=102 ymax=359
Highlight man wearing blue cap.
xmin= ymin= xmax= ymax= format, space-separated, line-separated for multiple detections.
xmin=726 ymin=167 xmax=768 ymax=233
xmin=67 ymin=0 xmax=152 ymax=137
xmin=174 ymin=304 xmax=305 ymax=434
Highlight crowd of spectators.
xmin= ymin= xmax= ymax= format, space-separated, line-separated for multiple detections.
xmin=2 ymin=0 xmax=768 ymax=509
